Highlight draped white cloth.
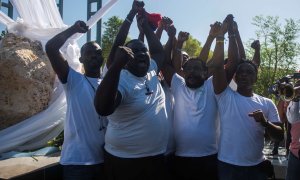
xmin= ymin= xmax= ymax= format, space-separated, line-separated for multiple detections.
xmin=0 ymin=0 xmax=118 ymax=154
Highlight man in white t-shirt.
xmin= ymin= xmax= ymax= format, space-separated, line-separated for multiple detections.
xmin=160 ymin=16 xmax=238 ymax=179
xmin=94 ymin=2 xmax=168 ymax=179
xmin=211 ymin=18 xmax=284 ymax=180
xmin=46 ymin=21 xmax=106 ymax=180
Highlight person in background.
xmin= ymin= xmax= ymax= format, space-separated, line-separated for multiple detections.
xmin=286 ymin=80 xmax=300 ymax=180
xmin=46 ymin=21 xmax=106 ymax=180
xmin=272 ymin=100 xmax=289 ymax=155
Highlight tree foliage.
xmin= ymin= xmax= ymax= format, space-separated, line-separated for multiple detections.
xmin=101 ymin=16 xmax=124 ymax=61
xmin=182 ymin=35 xmax=202 ymax=58
xmin=247 ymin=15 xmax=300 ymax=98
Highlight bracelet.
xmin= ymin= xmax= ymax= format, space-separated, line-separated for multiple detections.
xmin=125 ymin=18 xmax=132 ymax=24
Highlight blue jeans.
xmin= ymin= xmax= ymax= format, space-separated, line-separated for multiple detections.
xmin=62 ymin=164 xmax=105 ymax=180
xmin=286 ymin=152 xmax=300 ymax=180
xmin=218 ymin=160 xmax=267 ymax=180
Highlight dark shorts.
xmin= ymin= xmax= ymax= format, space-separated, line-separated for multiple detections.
xmin=62 ymin=163 xmax=105 ymax=180
xmin=174 ymin=154 xmax=218 ymax=180
xmin=104 ymin=150 xmax=166 ymax=180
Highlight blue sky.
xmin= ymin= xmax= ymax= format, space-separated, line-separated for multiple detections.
xmin=62 ymin=0 xmax=300 ymax=47
xmin=1 ymin=0 xmax=300 ymax=48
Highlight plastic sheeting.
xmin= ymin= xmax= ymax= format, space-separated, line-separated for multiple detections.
xmin=0 ymin=0 xmax=118 ymax=154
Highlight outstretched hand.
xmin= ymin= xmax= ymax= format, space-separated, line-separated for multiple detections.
xmin=248 ymin=109 xmax=268 ymax=126
xmin=72 ymin=21 xmax=89 ymax=33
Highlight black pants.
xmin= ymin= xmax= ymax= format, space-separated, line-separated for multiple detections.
xmin=62 ymin=164 xmax=105 ymax=180
xmin=174 ymin=154 xmax=218 ymax=180
xmin=104 ymin=150 xmax=166 ymax=180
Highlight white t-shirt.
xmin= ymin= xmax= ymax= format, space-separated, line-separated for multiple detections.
xmin=287 ymin=101 xmax=300 ymax=124
xmin=216 ymin=87 xmax=280 ymax=166
xmin=105 ymin=60 xmax=169 ymax=158
xmin=60 ymin=68 xmax=105 ymax=165
xmin=171 ymin=75 xmax=219 ymax=157
xmin=162 ymin=80 xmax=175 ymax=155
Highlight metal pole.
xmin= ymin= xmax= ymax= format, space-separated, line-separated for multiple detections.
xmin=87 ymin=0 xmax=102 ymax=45
xmin=0 ymin=0 xmax=13 ymax=18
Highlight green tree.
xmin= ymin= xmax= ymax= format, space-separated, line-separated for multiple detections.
xmin=247 ymin=15 xmax=300 ymax=98
xmin=182 ymin=35 xmax=202 ymax=58
xmin=101 ymin=16 xmax=124 ymax=61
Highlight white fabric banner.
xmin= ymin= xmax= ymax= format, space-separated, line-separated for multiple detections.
xmin=0 ymin=0 xmax=118 ymax=154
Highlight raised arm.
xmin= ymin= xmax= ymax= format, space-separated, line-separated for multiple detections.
xmin=251 ymin=40 xmax=261 ymax=68
xmin=45 ymin=21 xmax=88 ymax=83
xmin=94 ymin=46 xmax=133 ymax=116
xmin=198 ymin=21 xmax=220 ymax=63
xmin=155 ymin=16 xmax=173 ymax=40
xmin=208 ymin=21 xmax=227 ymax=94
xmin=224 ymin=16 xmax=240 ymax=83
xmin=138 ymin=22 xmax=145 ymax=42
xmin=172 ymin=31 xmax=189 ymax=76
xmin=161 ymin=25 xmax=177 ymax=86
xmin=106 ymin=1 xmax=140 ymax=68
xmin=234 ymin=22 xmax=246 ymax=60
xmin=138 ymin=11 xmax=165 ymax=71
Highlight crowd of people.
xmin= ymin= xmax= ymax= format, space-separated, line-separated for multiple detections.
xmin=45 ymin=1 xmax=299 ymax=180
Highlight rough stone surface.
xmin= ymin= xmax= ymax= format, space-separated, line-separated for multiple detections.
xmin=0 ymin=33 xmax=55 ymax=130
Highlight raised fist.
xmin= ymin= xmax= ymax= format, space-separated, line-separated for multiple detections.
xmin=167 ymin=25 xmax=176 ymax=37
xmin=178 ymin=31 xmax=189 ymax=43
xmin=209 ymin=21 xmax=222 ymax=37
xmin=132 ymin=1 xmax=144 ymax=13
xmin=72 ymin=21 xmax=89 ymax=33
xmin=251 ymin=40 xmax=260 ymax=50
xmin=159 ymin=16 xmax=173 ymax=30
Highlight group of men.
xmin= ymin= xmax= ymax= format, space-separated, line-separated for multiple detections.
xmin=45 ymin=1 xmax=300 ymax=180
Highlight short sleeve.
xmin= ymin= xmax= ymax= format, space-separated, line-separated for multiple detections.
xmin=171 ymin=73 xmax=185 ymax=94
xmin=63 ymin=67 xmax=82 ymax=92
xmin=266 ymin=99 xmax=280 ymax=123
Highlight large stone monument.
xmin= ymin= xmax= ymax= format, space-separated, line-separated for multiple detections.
xmin=0 ymin=33 xmax=55 ymax=130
